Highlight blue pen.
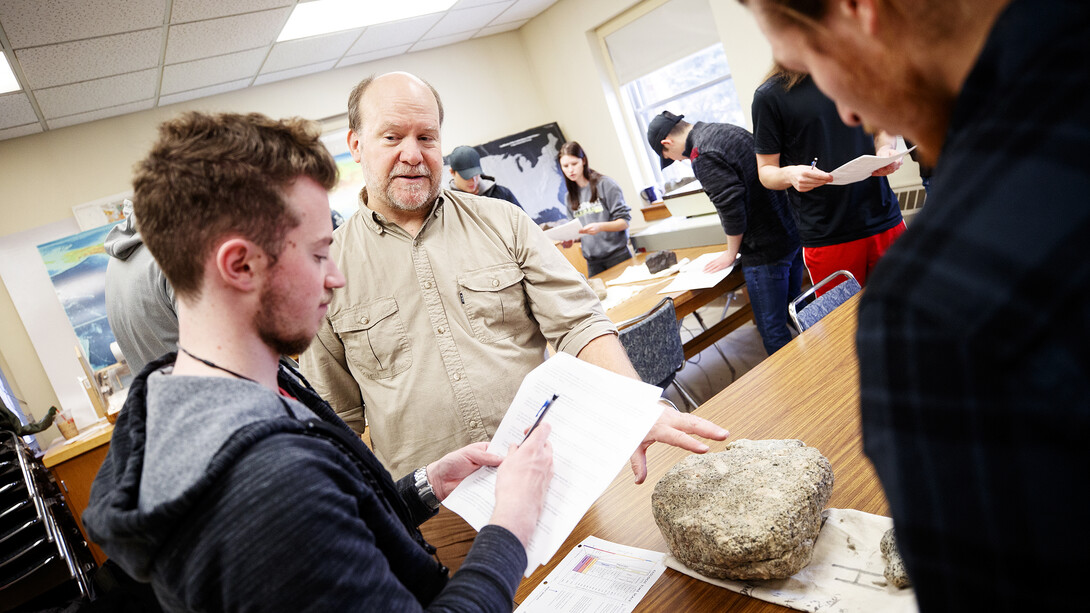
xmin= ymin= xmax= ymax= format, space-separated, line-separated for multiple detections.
xmin=523 ymin=394 xmax=558 ymax=443
xmin=810 ymin=157 xmax=818 ymax=169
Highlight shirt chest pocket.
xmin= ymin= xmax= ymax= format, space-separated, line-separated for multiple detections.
xmin=331 ymin=298 xmax=412 ymax=379
xmin=457 ymin=264 xmax=529 ymax=344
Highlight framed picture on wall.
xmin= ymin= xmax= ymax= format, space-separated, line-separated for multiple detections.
xmin=71 ymin=190 xmax=131 ymax=232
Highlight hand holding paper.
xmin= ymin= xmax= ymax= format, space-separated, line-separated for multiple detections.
xmin=828 ymin=146 xmax=915 ymax=185
xmin=491 ymin=423 xmax=554 ymax=548
xmin=543 ymin=219 xmax=583 ymax=243
xmin=441 ymin=352 xmax=665 ymax=576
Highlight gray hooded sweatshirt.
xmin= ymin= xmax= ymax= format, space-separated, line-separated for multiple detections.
xmin=104 ymin=214 xmax=177 ymax=374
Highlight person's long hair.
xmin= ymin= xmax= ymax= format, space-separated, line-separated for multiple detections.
xmin=766 ymin=62 xmax=807 ymax=91
xmin=558 ymin=141 xmax=602 ymax=211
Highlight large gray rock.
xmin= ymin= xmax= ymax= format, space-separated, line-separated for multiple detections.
xmin=652 ymin=439 xmax=834 ymax=580
xmin=880 ymin=528 xmax=911 ymax=588
xmin=645 ymin=250 xmax=677 ymax=274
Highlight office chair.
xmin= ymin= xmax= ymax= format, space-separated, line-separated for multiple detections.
xmin=789 ymin=270 xmax=861 ymax=332
xmin=616 ymin=297 xmax=701 ymax=410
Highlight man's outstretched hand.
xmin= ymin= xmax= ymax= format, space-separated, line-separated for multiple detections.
xmin=628 ymin=407 xmax=729 ymax=484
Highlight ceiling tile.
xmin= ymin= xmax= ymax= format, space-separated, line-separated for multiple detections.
xmin=494 ymin=0 xmax=557 ymax=24
xmin=0 ymin=92 xmax=39 ymax=128
xmin=158 ymin=78 xmax=251 ymax=106
xmin=164 ymin=8 xmax=290 ymax=64
xmin=261 ymin=30 xmax=361 ymax=74
xmin=255 ymin=61 xmax=337 ymax=86
xmin=427 ymin=2 xmax=513 ymax=39
xmin=33 ymin=69 xmax=158 ymax=119
xmin=46 ymin=98 xmax=154 ymax=129
xmin=0 ymin=122 xmax=43 ymax=141
xmin=337 ymin=45 xmax=413 ymax=69
xmin=475 ymin=19 xmax=527 ymax=38
xmin=0 ymin=0 xmax=167 ymax=48
xmin=346 ymin=15 xmax=443 ymax=56
xmin=170 ymin=0 xmax=293 ymax=23
xmin=160 ymin=48 xmax=267 ymax=94
xmin=15 ymin=29 xmax=163 ymax=90
xmin=412 ymin=31 xmax=475 ymax=53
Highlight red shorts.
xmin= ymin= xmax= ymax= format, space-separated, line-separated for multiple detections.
xmin=803 ymin=222 xmax=906 ymax=291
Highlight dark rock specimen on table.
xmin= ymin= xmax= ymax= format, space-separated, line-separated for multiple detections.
xmin=652 ymin=439 xmax=834 ymax=580
xmin=645 ymin=250 xmax=678 ymax=274
xmin=880 ymin=528 xmax=912 ymax=588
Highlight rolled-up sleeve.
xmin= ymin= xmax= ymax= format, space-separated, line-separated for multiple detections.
xmin=510 ymin=208 xmax=617 ymax=356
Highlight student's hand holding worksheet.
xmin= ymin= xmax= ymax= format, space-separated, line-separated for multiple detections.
xmin=442 ymin=352 xmax=664 ymax=576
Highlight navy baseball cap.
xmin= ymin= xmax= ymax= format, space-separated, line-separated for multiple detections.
xmin=647 ymin=111 xmax=684 ymax=169
xmin=449 ymin=146 xmax=482 ymax=179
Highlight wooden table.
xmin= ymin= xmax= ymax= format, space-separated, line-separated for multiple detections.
xmin=515 ymin=292 xmax=888 ymax=611
xmin=596 ymin=245 xmax=753 ymax=359
xmin=43 ymin=422 xmax=114 ymax=566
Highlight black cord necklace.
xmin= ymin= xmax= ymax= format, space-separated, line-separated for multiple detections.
xmin=178 ymin=346 xmax=258 ymax=384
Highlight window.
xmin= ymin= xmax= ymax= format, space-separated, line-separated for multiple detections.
xmin=599 ymin=0 xmax=744 ymax=193
xmin=622 ymin=44 xmax=744 ymax=190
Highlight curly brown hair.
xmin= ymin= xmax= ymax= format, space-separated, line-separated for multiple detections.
xmin=132 ymin=111 xmax=337 ymax=300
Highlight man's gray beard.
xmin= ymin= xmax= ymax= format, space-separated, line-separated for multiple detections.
xmin=385 ymin=180 xmax=441 ymax=212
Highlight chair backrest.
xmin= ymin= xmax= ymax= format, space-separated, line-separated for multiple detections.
xmin=617 ymin=297 xmax=685 ymax=389
xmin=789 ymin=270 xmax=861 ymax=332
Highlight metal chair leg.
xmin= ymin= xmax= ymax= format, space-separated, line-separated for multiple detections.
xmin=671 ymin=380 xmax=700 ymax=411
xmin=691 ymin=311 xmax=736 ymax=379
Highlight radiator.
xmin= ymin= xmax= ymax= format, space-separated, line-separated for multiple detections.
xmin=894 ymin=185 xmax=927 ymax=221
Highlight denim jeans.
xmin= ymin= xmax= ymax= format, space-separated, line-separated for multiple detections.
xmin=742 ymin=246 xmax=805 ymax=355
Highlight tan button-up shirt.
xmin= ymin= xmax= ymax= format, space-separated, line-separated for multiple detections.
xmin=300 ymin=189 xmax=616 ymax=478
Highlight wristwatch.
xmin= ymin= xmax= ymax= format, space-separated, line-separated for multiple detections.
xmin=414 ymin=467 xmax=441 ymax=511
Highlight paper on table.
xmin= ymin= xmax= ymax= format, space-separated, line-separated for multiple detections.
xmin=442 ymin=352 xmax=664 ymax=577
xmin=657 ymin=252 xmax=734 ymax=294
xmin=665 ymin=508 xmax=918 ymax=613
xmin=828 ymin=146 xmax=915 ymax=185
xmin=607 ymin=258 xmax=689 ymax=286
xmin=516 ymin=535 xmax=668 ymax=613
xmin=543 ymin=219 xmax=583 ymax=242
xmin=598 ymin=284 xmax=645 ymax=312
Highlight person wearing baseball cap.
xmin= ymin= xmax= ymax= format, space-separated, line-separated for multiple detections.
xmin=646 ymin=109 xmax=803 ymax=355
xmin=447 ymin=145 xmax=523 ymax=209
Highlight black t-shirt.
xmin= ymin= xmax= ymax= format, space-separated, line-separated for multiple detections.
xmin=752 ymin=76 xmax=902 ymax=247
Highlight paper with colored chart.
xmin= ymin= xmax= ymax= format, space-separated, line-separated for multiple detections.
xmin=516 ymin=535 xmax=668 ymax=612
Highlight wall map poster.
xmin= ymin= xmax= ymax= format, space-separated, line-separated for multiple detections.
xmin=36 ymin=223 xmax=118 ymax=371
xmin=444 ymin=122 xmax=570 ymax=225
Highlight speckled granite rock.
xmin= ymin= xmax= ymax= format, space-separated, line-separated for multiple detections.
xmin=652 ymin=439 xmax=834 ymax=580
xmin=880 ymin=528 xmax=911 ymax=588
xmin=645 ymin=250 xmax=677 ymax=274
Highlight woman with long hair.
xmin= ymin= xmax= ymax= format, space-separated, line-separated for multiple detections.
xmin=557 ymin=141 xmax=633 ymax=276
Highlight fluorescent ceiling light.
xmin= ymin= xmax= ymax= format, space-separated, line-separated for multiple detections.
xmin=278 ymin=0 xmax=457 ymax=42
xmin=1 ymin=53 xmax=21 ymax=94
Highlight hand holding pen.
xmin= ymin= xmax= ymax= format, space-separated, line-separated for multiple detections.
xmin=792 ymin=156 xmax=832 ymax=192
xmin=523 ymin=394 xmax=558 ymax=443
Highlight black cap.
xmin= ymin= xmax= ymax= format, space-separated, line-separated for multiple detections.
xmin=646 ymin=111 xmax=684 ymax=169
xmin=449 ymin=146 xmax=482 ymax=179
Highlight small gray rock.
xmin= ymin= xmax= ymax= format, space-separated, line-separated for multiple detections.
xmin=645 ymin=250 xmax=677 ymax=274
xmin=652 ymin=439 xmax=834 ymax=580
xmin=880 ymin=528 xmax=911 ymax=588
